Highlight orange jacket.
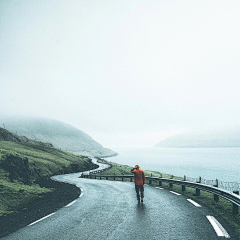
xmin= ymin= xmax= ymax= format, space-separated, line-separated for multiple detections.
xmin=131 ymin=165 xmax=145 ymax=185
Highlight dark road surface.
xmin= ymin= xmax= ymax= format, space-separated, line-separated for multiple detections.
xmin=1 ymin=159 xmax=237 ymax=240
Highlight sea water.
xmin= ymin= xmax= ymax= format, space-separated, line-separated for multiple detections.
xmin=106 ymin=147 xmax=240 ymax=183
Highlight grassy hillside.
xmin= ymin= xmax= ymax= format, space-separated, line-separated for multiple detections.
xmin=0 ymin=141 xmax=96 ymax=217
xmin=0 ymin=126 xmax=53 ymax=147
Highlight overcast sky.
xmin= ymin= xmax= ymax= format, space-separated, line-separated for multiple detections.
xmin=1 ymin=0 xmax=240 ymax=147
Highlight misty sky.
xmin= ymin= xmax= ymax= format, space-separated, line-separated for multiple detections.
xmin=1 ymin=0 xmax=240 ymax=147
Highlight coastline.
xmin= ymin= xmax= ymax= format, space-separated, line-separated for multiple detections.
xmin=105 ymin=146 xmax=240 ymax=183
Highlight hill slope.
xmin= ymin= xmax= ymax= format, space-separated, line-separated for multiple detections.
xmin=0 ymin=127 xmax=53 ymax=147
xmin=155 ymin=128 xmax=240 ymax=148
xmin=0 ymin=116 xmax=117 ymax=157
xmin=0 ymin=140 xmax=97 ymax=217
xmin=0 ymin=126 xmax=99 ymax=236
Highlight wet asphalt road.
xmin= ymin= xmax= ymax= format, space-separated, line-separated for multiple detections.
xmin=1 ymin=161 xmax=238 ymax=240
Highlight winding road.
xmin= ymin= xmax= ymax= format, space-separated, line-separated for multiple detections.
xmin=1 ymin=159 xmax=237 ymax=239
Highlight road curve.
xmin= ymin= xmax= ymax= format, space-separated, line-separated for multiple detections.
xmin=1 ymin=160 xmax=237 ymax=240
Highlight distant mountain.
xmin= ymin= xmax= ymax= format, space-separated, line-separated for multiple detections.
xmin=155 ymin=128 xmax=240 ymax=148
xmin=0 ymin=116 xmax=117 ymax=157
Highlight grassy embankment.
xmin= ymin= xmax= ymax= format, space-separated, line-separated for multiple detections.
xmin=0 ymin=141 xmax=96 ymax=218
xmin=0 ymin=141 xmax=96 ymax=236
xmin=97 ymin=159 xmax=240 ymax=238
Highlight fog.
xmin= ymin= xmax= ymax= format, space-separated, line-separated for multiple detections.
xmin=1 ymin=0 xmax=240 ymax=147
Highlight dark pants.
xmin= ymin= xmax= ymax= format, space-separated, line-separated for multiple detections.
xmin=135 ymin=185 xmax=144 ymax=200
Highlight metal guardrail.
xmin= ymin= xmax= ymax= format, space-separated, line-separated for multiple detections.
xmin=185 ymin=176 xmax=240 ymax=192
xmin=81 ymin=174 xmax=240 ymax=215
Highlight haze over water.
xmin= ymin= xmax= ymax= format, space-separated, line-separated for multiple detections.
xmin=1 ymin=1 xmax=240 ymax=185
xmin=107 ymin=147 xmax=240 ymax=183
xmin=1 ymin=1 xmax=240 ymax=148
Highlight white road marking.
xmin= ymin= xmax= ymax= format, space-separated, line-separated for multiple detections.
xmin=79 ymin=193 xmax=84 ymax=198
xmin=207 ymin=216 xmax=230 ymax=238
xmin=80 ymin=188 xmax=83 ymax=191
xmin=187 ymin=199 xmax=201 ymax=207
xmin=155 ymin=187 xmax=163 ymax=189
xmin=65 ymin=200 xmax=77 ymax=207
xmin=170 ymin=191 xmax=181 ymax=196
xmin=28 ymin=213 xmax=55 ymax=226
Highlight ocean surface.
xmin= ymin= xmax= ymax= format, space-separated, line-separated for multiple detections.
xmin=105 ymin=147 xmax=240 ymax=183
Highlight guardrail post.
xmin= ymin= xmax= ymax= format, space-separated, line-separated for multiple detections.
xmin=130 ymin=177 xmax=133 ymax=182
xmin=106 ymin=176 xmax=108 ymax=180
xmin=122 ymin=177 xmax=124 ymax=181
xmin=149 ymin=174 xmax=153 ymax=185
xmin=159 ymin=180 xmax=162 ymax=186
xmin=182 ymin=176 xmax=186 ymax=192
xmin=215 ymin=179 xmax=218 ymax=187
xmin=233 ymin=191 xmax=239 ymax=215
xmin=169 ymin=175 xmax=173 ymax=188
xmin=213 ymin=179 xmax=219 ymax=202
xmin=196 ymin=189 xmax=200 ymax=196
xmin=196 ymin=176 xmax=201 ymax=196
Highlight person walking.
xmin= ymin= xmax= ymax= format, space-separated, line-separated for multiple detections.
xmin=131 ymin=165 xmax=145 ymax=203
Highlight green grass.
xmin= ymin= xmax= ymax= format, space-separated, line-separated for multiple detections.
xmin=97 ymin=159 xmax=182 ymax=180
xmin=0 ymin=179 xmax=51 ymax=216
xmin=97 ymin=158 xmax=240 ymax=238
xmin=0 ymin=141 xmax=94 ymax=217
